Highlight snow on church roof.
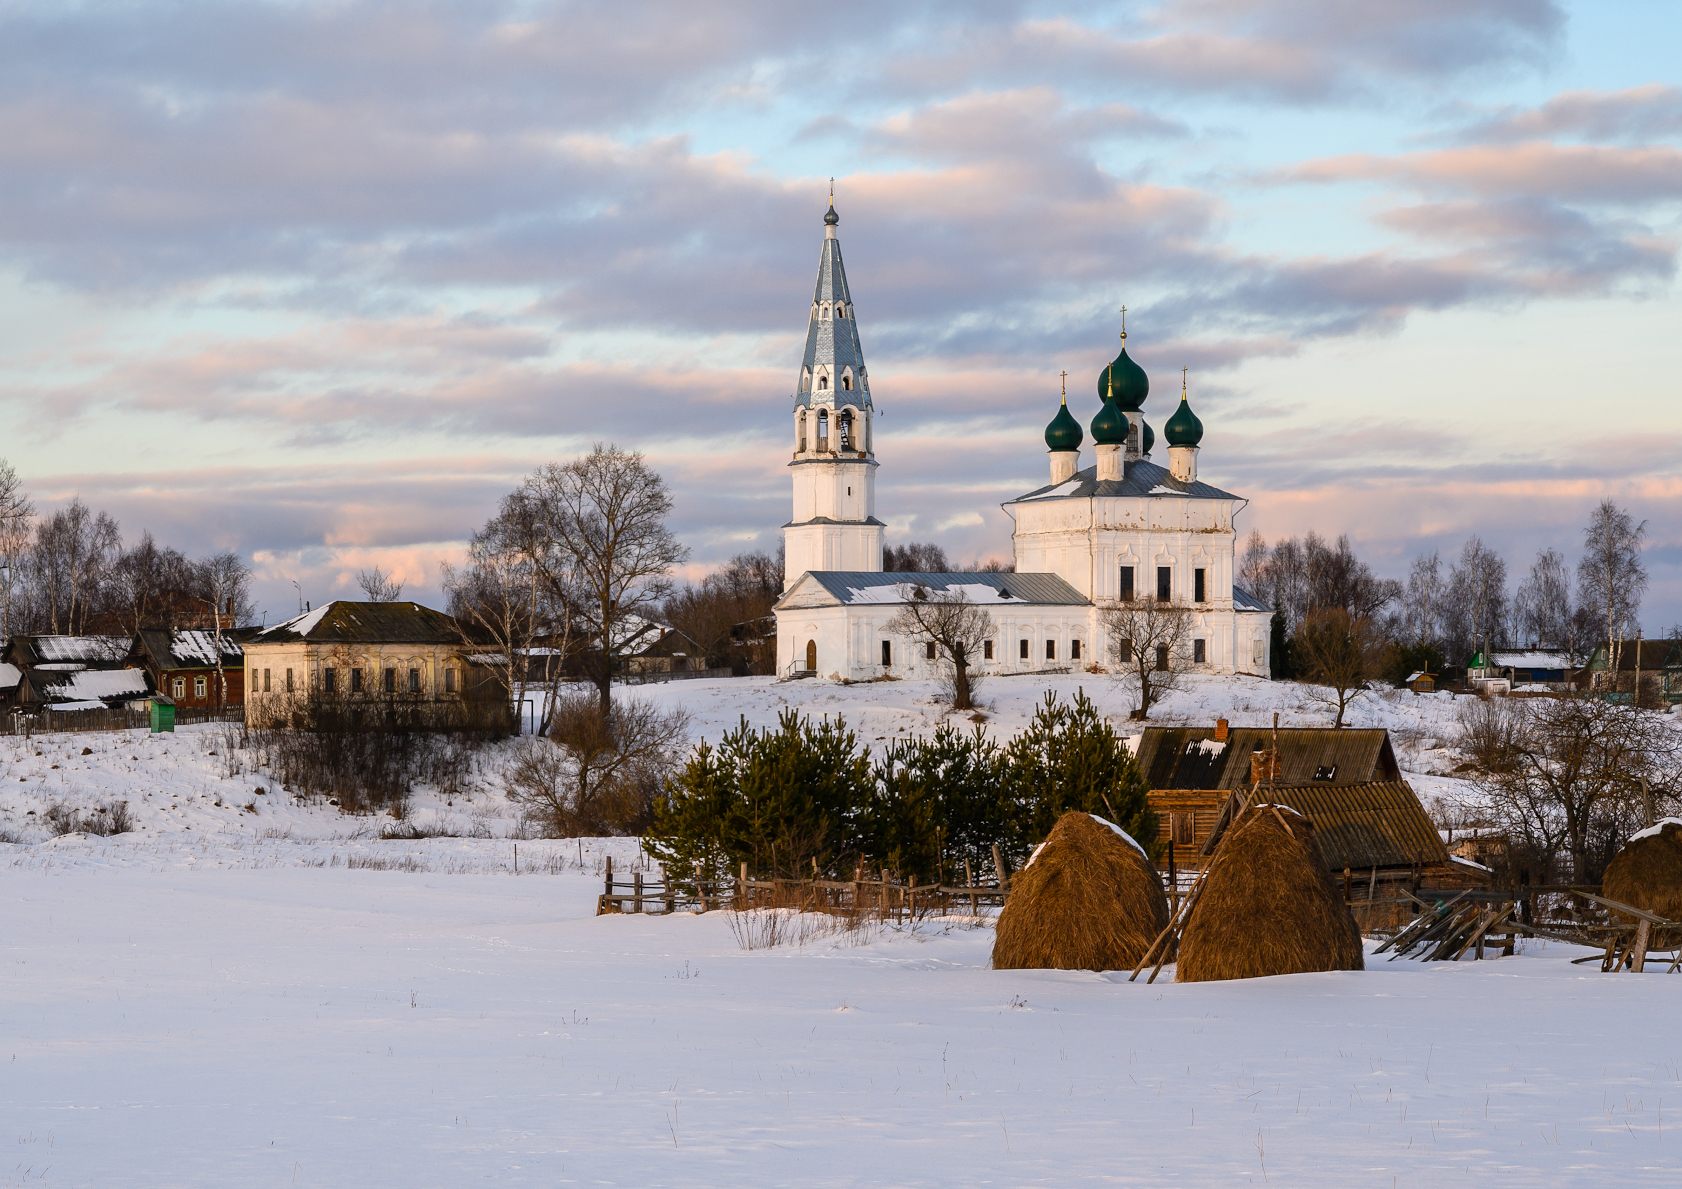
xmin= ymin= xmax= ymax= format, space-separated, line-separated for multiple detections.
xmin=790 ymin=571 xmax=1090 ymax=607
xmin=1007 ymin=458 xmax=1239 ymax=504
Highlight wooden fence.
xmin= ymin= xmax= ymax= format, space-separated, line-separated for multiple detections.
xmin=7 ymin=705 xmax=245 ymax=737
xmin=597 ymin=852 xmax=1013 ymax=918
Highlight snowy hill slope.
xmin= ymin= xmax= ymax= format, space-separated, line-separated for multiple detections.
xmin=2 ymin=673 xmax=1489 ymax=852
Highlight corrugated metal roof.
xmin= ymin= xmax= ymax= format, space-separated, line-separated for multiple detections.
xmin=1136 ymin=726 xmax=1400 ymax=791
xmin=788 ymin=571 xmax=1090 ymax=607
xmin=251 ymin=601 xmax=467 ymax=645
xmin=1233 ymin=585 xmax=1269 ymax=613
xmin=1200 ymin=782 xmax=1452 ymax=871
xmin=135 ymin=629 xmax=244 ymax=670
xmin=1006 ymin=459 xmax=1240 ymax=504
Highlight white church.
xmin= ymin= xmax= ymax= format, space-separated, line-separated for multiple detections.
xmin=773 ymin=201 xmax=1272 ymax=680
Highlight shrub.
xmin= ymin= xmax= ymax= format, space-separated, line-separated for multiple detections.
xmin=505 ymin=691 xmax=689 ymax=836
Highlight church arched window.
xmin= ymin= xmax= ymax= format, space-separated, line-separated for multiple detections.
xmin=818 ymin=375 xmax=828 ymax=390
xmin=797 ymin=411 xmax=807 ymax=452
xmin=841 ymin=368 xmax=853 ymax=391
xmin=838 ymin=410 xmax=853 ymax=449
xmin=817 ymin=409 xmax=829 ymax=449
xmin=801 ymin=366 xmax=811 ymax=392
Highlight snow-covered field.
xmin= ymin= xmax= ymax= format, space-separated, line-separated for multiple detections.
xmin=4 ymin=674 xmax=1680 ymax=1186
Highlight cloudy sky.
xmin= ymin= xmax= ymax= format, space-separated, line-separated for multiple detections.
xmin=2 ymin=0 xmax=1679 ymax=627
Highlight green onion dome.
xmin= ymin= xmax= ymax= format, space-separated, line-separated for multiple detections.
xmin=1045 ymin=400 xmax=1083 ymax=451
xmin=1164 ymin=392 xmax=1203 ymax=448
xmin=1091 ymin=395 xmax=1128 ymax=445
xmin=1139 ymin=418 xmax=1154 ymax=456
xmin=1097 ymin=339 xmax=1149 ymax=411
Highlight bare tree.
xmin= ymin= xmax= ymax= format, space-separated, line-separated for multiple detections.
xmin=33 ymin=499 xmax=121 ymax=634
xmin=356 ymin=566 xmax=404 ymax=602
xmin=664 ymin=549 xmax=785 ymax=675
xmin=197 ymin=551 xmax=251 ymax=710
xmin=1445 ymin=537 xmax=1507 ymax=664
xmin=0 ymin=460 xmax=33 ymax=640
xmin=508 ymin=445 xmax=688 ymax=717
xmin=1402 ymin=549 xmax=1444 ymax=648
xmin=1466 ymin=697 xmax=1681 ymax=881
xmin=505 ymin=690 xmax=691 ymax=835
xmin=886 ymin=584 xmax=995 ymax=710
xmin=1237 ymin=529 xmax=1269 ymax=604
xmin=1294 ymin=607 xmax=1386 ymax=728
xmin=1577 ymin=499 xmax=1647 ymax=671
xmin=1101 ymin=596 xmax=1193 ymax=720
xmin=883 ymin=542 xmax=950 ymax=572
xmin=442 ymin=505 xmax=572 ymax=735
xmin=1512 ymin=548 xmax=1574 ymax=654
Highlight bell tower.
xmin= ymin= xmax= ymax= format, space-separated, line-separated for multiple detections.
xmin=783 ymin=195 xmax=883 ymax=589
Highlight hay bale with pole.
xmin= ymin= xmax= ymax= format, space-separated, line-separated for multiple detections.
xmin=1176 ymin=803 xmax=1363 ymax=982
xmin=992 ymin=812 xmax=1169 ymax=971
xmin=1603 ymin=818 xmax=1682 ymax=942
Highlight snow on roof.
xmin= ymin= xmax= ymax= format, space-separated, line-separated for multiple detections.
xmin=38 ymin=668 xmax=152 ymax=702
xmin=1190 ymin=738 xmax=1227 ymax=757
xmin=1629 ymin=817 xmax=1682 ymax=844
xmin=1450 ymin=854 xmax=1494 ymax=873
xmin=31 ymin=635 xmax=130 ymax=663
xmin=1232 ymin=584 xmax=1269 ymax=613
xmin=167 ymin=630 xmax=243 ymax=666
xmin=259 ymin=604 xmax=332 ymax=640
xmin=1489 ymin=650 xmax=1572 ymax=669
xmin=1018 ymin=477 xmax=1082 ymax=501
xmin=796 ymin=571 xmax=1089 ymax=607
xmin=0 ymin=662 xmax=20 ymax=690
xmin=33 ymin=662 xmax=87 ymax=672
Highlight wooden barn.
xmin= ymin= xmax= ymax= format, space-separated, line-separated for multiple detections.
xmin=1137 ymin=721 xmax=1403 ymax=857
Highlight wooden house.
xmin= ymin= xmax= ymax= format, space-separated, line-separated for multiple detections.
xmin=128 ymin=629 xmax=247 ymax=710
xmin=1581 ymin=639 xmax=1682 ymax=706
xmin=1137 ymin=721 xmax=1404 ymax=857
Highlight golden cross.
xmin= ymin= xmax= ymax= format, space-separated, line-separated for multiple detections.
xmin=829 ymin=177 xmax=834 ymax=201
xmin=1182 ymin=364 xmax=1188 ymax=394
xmin=1059 ymin=369 xmax=1068 ymax=398
xmin=1119 ymin=304 xmax=1127 ymax=335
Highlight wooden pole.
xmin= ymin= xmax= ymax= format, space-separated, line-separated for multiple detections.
xmin=965 ymin=859 xmax=977 ymax=916
xmin=605 ymin=854 xmax=613 ymax=907
xmin=634 ymin=870 xmax=643 ymax=914
xmin=740 ymin=860 xmax=749 ymax=909
xmin=992 ymin=844 xmax=1009 ymax=895
xmin=1631 ymin=919 xmax=1651 ymax=974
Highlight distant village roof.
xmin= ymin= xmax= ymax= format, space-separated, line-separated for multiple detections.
xmin=1488 ymin=649 xmax=1573 ymax=669
xmin=251 ymin=601 xmax=466 ymax=646
xmin=780 ymin=571 xmax=1090 ymax=608
xmin=0 ymin=662 xmax=19 ymax=691
xmin=1591 ymin=639 xmax=1681 ymax=671
xmin=1007 ymin=458 xmax=1240 ymax=505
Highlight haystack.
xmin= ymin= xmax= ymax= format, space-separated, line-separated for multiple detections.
xmin=1176 ymin=804 xmax=1363 ymax=982
xmin=992 ymin=812 xmax=1169 ymax=971
xmin=1603 ymin=819 xmax=1682 ymax=936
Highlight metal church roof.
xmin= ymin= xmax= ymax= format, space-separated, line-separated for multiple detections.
xmin=1007 ymin=459 xmax=1240 ymax=504
xmin=780 ymin=571 xmax=1090 ymax=608
xmin=793 ymin=207 xmax=871 ymax=412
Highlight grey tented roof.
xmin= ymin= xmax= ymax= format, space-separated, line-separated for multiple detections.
xmin=796 ymin=571 xmax=1090 ymax=606
xmin=1007 ymin=459 xmax=1239 ymax=504
xmin=793 ymin=227 xmax=871 ymax=411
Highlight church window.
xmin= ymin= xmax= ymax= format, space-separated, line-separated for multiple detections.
xmin=1253 ymin=638 xmax=1264 ymax=665
xmin=818 ymin=375 xmax=828 ymax=390
xmin=881 ymin=641 xmax=892 ymax=666
xmin=324 ymin=667 xmax=336 ymax=693
xmin=841 ymin=368 xmax=853 ymax=391
xmin=925 ymin=642 xmax=937 ymax=660
xmin=984 ymin=640 xmax=994 ymax=660
xmin=1155 ymin=645 xmax=1170 ymax=671
xmin=1119 ymin=565 xmax=1134 ymax=601
xmin=818 ymin=409 xmax=829 ymax=447
xmin=1019 ymin=639 xmax=1029 ymax=660
xmin=1193 ymin=639 xmax=1207 ymax=664
xmin=1045 ymin=639 xmax=1056 ymax=661
xmin=263 ymin=669 xmax=271 ymax=693
xmin=1194 ymin=568 xmax=1206 ymax=603
xmin=1071 ymin=640 xmax=1081 ymax=661
xmin=839 ymin=411 xmax=852 ymax=448
xmin=798 ymin=412 xmax=807 ymax=452
xmin=1156 ymin=567 xmax=1171 ymax=601
xmin=1117 ymin=639 xmax=1133 ymax=663
xmin=801 ymin=367 xmax=811 ymax=391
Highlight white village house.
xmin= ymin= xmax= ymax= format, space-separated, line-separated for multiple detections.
xmin=774 ymin=202 xmax=1273 ymax=680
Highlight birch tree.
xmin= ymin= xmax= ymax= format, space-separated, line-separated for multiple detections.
xmin=1577 ymin=499 xmax=1647 ymax=670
